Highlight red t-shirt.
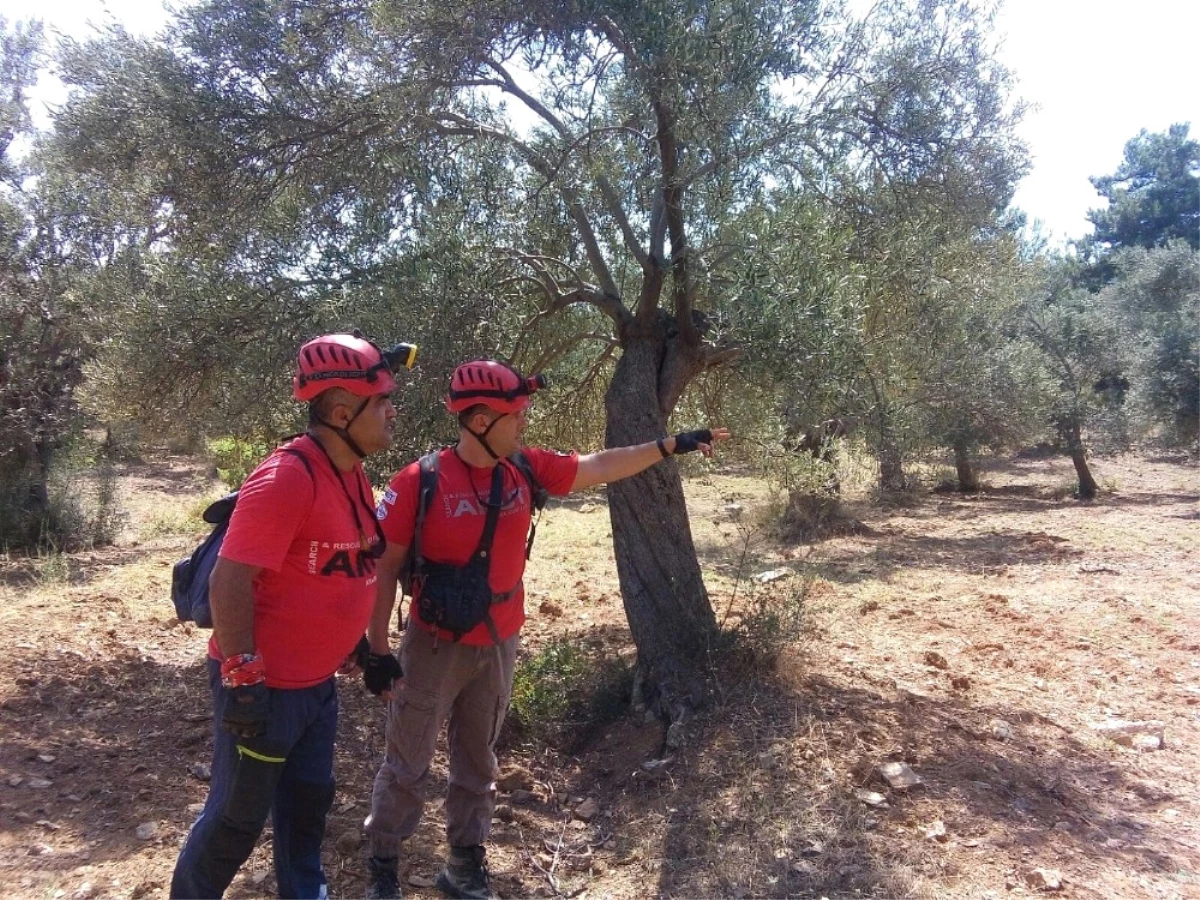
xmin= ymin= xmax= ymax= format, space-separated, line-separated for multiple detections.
xmin=208 ymin=436 xmax=380 ymax=688
xmin=376 ymin=447 xmax=578 ymax=645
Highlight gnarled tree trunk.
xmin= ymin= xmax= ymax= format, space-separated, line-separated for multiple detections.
xmin=604 ymin=331 xmax=717 ymax=722
xmin=953 ymin=439 xmax=979 ymax=492
xmin=1059 ymin=416 xmax=1098 ymax=499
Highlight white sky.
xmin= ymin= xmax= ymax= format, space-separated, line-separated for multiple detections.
xmin=8 ymin=0 xmax=1199 ymax=247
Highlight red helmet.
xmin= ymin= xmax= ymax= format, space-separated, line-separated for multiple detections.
xmin=293 ymin=333 xmax=396 ymax=401
xmin=446 ymin=359 xmax=547 ymax=414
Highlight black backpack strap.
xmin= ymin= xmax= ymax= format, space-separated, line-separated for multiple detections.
xmin=471 ymin=465 xmax=506 ymax=646
xmin=509 ymin=450 xmax=547 ymax=560
xmin=509 ymin=450 xmax=547 ymax=510
xmin=411 ymin=450 xmax=440 ymax=579
xmin=280 ymin=446 xmax=316 ymax=480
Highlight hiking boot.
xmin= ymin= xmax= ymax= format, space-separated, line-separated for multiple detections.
xmin=365 ymin=855 xmax=401 ymax=900
xmin=435 ymin=845 xmax=495 ymax=900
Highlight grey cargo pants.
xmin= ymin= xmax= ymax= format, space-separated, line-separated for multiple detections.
xmin=365 ymin=624 xmax=518 ymax=856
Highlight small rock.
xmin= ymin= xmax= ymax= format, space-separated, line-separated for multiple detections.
xmin=855 ymin=789 xmax=888 ymax=807
xmin=951 ymin=676 xmax=971 ymax=690
xmin=335 ymin=831 xmax=361 ymax=855
xmin=923 ymin=651 xmax=949 ymax=670
xmin=1132 ymin=733 xmax=1163 ymax=751
xmin=38 ymin=754 xmax=57 ymax=764
xmin=494 ymin=803 xmax=514 ymax=823
xmin=990 ymin=719 xmax=1014 ymax=741
xmin=724 ymin=502 xmax=744 ymax=520
xmin=186 ymin=803 xmax=205 ymax=815
xmin=135 ymin=822 xmax=158 ymax=840
xmin=578 ymin=503 xmax=597 ymax=514
xmin=36 ymin=819 xmax=61 ymax=831
xmin=28 ymin=777 xmax=53 ymax=789
xmin=790 ymin=860 xmax=815 ymax=876
xmin=190 ymin=764 xmax=211 ymax=782
xmin=1088 ymin=719 xmax=1165 ymax=748
xmin=539 ymin=600 xmax=563 ymax=618
xmin=250 ymin=870 xmax=269 ymax=885
xmin=71 ymin=882 xmax=96 ymax=900
xmin=510 ymin=789 xmax=541 ymax=806
xmin=497 ymin=764 xmax=536 ymax=792
xmin=798 ymin=840 xmax=823 ymax=857
xmin=755 ymin=569 xmax=792 ymax=584
xmin=1023 ymin=868 xmax=1063 ymax=891
xmin=28 ymin=843 xmax=55 ymax=856
xmin=574 ymin=798 xmax=600 ymax=822
xmin=878 ymin=761 xmax=922 ymax=790
xmin=408 ymin=875 xmax=437 ymax=888
xmin=8 ymin=774 xmax=24 ymax=787
xmin=925 ymin=820 xmax=948 ymax=842
xmin=640 ymin=757 xmax=674 ymax=773
xmin=336 ymin=800 xmax=356 ymax=814
xmin=602 ymin=839 xmax=617 ymax=851
xmin=664 ymin=720 xmax=686 ymax=751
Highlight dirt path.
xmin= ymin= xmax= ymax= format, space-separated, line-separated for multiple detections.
xmin=0 ymin=452 xmax=1196 ymax=899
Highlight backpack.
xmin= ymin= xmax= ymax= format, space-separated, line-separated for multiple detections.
xmin=399 ymin=449 xmax=548 ymax=638
xmin=171 ymin=447 xmax=314 ymax=627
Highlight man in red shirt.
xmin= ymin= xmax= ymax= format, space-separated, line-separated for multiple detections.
xmin=362 ymin=359 xmax=728 ymax=900
xmin=171 ymin=333 xmax=412 ymax=900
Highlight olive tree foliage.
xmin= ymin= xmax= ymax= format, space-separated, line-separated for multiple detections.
xmin=53 ymin=0 xmax=1026 ymax=716
xmin=1096 ymin=242 xmax=1200 ymax=446
xmin=1018 ymin=256 xmax=1125 ymax=499
xmin=730 ymin=0 xmax=1029 ymax=492
xmin=0 ymin=18 xmax=106 ymax=549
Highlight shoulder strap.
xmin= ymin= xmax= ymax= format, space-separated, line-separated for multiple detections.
xmin=471 ymin=463 xmax=506 ymax=562
xmin=509 ymin=450 xmax=547 ymax=560
xmin=280 ymin=446 xmax=316 ymax=480
xmin=509 ymin=450 xmax=548 ymax=511
xmin=412 ymin=450 xmax=441 ymax=571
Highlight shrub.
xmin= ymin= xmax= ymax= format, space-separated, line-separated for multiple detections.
xmin=505 ymin=638 xmax=633 ymax=750
xmin=207 ymin=437 xmax=273 ymax=489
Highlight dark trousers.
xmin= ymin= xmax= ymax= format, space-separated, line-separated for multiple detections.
xmin=171 ymin=660 xmax=338 ymax=899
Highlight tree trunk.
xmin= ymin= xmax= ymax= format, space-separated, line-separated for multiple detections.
xmin=876 ymin=419 xmax=908 ymax=492
xmin=953 ymin=439 xmax=979 ymax=492
xmin=1060 ymin=417 xmax=1098 ymax=499
xmin=604 ymin=334 xmax=717 ymax=722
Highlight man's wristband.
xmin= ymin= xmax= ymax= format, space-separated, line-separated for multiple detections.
xmin=220 ymin=653 xmax=266 ymax=688
xmin=656 ymin=437 xmax=671 ymax=458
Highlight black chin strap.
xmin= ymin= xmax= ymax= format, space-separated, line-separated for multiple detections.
xmin=315 ymin=396 xmax=371 ymax=459
xmin=466 ymin=412 xmax=507 ymax=461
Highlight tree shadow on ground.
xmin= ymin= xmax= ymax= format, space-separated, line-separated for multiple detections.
xmin=116 ymin=458 xmax=219 ymax=498
xmin=544 ymin=664 xmax=1179 ymax=899
xmin=0 ymin=546 xmax=176 ymax=589
xmin=0 ymin=652 xmax=213 ymax=893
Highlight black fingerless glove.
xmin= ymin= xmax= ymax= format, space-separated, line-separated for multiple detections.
xmin=222 ymin=682 xmax=271 ymax=738
xmin=672 ymin=429 xmax=714 ymax=455
xmin=353 ymin=635 xmax=371 ymax=669
xmin=363 ymin=651 xmax=403 ymax=696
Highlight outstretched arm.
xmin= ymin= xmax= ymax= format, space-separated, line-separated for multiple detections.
xmin=570 ymin=427 xmax=730 ymax=492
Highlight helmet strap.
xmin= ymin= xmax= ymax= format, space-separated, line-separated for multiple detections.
xmin=466 ymin=411 xmax=507 ymax=461
xmin=314 ymin=396 xmax=371 ymax=459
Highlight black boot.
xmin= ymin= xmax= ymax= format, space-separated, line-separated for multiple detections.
xmin=435 ymin=845 xmax=495 ymax=900
xmin=366 ymin=855 xmax=401 ymax=900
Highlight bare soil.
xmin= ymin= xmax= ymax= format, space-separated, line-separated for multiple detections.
xmin=1 ymin=451 xmax=1198 ymax=900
